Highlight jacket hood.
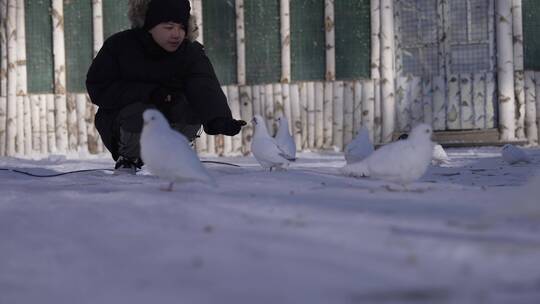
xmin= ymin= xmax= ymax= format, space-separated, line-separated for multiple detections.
xmin=128 ymin=0 xmax=199 ymax=41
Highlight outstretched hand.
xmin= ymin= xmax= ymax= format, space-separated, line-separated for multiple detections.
xmin=204 ymin=117 xmax=247 ymax=136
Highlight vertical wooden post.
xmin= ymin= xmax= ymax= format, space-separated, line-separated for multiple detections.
xmin=460 ymin=74 xmax=473 ymax=129
xmin=85 ymin=95 xmax=99 ymax=154
xmin=323 ymin=81 xmax=333 ymax=148
xmin=447 ymin=75 xmax=461 ymax=130
xmin=228 ymin=85 xmax=242 ymax=154
xmin=486 ymin=72 xmax=497 ymax=129
xmin=214 ymin=85 xmax=227 ymax=155
xmin=39 ymin=95 xmax=48 ymax=154
xmin=0 ymin=0 xmax=8 ymax=156
xmin=432 ymin=76 xmax=446 ymax=131
xmin=324 ymin=0 xmax=335 ymax=81
xmin=332 ymin=81 xmax=344 ymax=150
xmin=235 ymin=0 xmax=246 ymax=85
xmin=46 ymin=94 xmax=56 ymax=152
xmin=496 ymin=0 xmax=516 ymax=140
xmin=52 ymin=0 xmax=68 ymax=152
xmin=30 ymin=95 xmax=40 ymax=152
xmin=352 ymin=80 xmax=362 ymax=136
xmin=536 ymin=72 xmax=540 ymax=142
xmin=361 ymin=80 xmax=375 ymax=143
xmin=396 ymin=75 xmax=410 ymax=132
xmin=273 ymin=83 xmax=284 ymax=127
xmin=22 ymin=95 xmax=31 ymax=153
xmin=525 ymin=72 xmax=538 ymax=145
xmin=486 ymin=0 xmax=496 ymax=130
xmin=422 ymin=78 xmax=433 ymax=126
xmin=314 ymin=82 xmax=324 ymax=148
xmin=16 ymin=0 xmax=29 ymax=154
xmin=280 ymin=0 xmax=290 ymax=83
xmin=473 ymin=73 xmax=487 ymax=129
xmin=5 ymin=0 xmax=16 ymax=155
xmin=512 ymin=0 xmax=524 ymax=70
xmin=410 ymin=76 xmax=423 ymax=126
xmin=290 ymin=83 xmax=302 ymax=149
xmin=282 ymin=83 xmax=292 ymax=133
xmin=252 ymin=85 xmax=261 ymax=116
xmin=92 ymin=0 xmax=103 ymax=57
xmin=239 ymin=85 xmax=253 ymax=155
xmin=371 ymin=0 xmax=381 ymax=143
xmin=380 ymin=0 xmax=395 ymax=142
xmin=512 ymin=0 xmax=525 ymax=139
xmin=192 ymin=0 xmax=203 ymax=43
xmin=306 ymin=82 xmax=315 ymax=148
xmin=67 ymin=93 xmax=78 ymax=151
xmin=299 ymin=82 xmax=307 ymax=148
xmin=76 ymin=94 xmax=88 ymax=153
xmin=343 ymin=81 xmax=354 ymax=145
xmin=222 ymin=86 xmax=232 ymax=155
xmin=514 ymin=71 xmax=526 ymax=138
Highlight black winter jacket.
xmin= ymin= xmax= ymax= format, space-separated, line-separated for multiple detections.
xmin=86 ymin=28 xmax=232 ymax=156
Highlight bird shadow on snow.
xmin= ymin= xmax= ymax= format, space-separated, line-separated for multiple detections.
xmin=207 ymin=164 xmax=471 ymax=195
xmin=423 ymin=154 xmax=540 ymax=188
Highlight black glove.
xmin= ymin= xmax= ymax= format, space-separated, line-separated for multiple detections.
xmin=147 ymin=86 xmax=173 ymax=108
xmin=204 ymin=117 xmax=247 ymax=136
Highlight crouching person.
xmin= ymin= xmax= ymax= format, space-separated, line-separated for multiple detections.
xmin=86 ymin=0 xmax=245 ymax=173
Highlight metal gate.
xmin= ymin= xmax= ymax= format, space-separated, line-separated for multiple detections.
xmin=394 ymin=0 xmax=497 ymax=132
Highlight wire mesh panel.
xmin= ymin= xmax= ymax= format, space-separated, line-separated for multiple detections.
xmin=203 ymin=0 xmax=237 ymax=85
xmin=448 ymin=0 xmax=490 ymax=74
xmin=334 ymin=0 xmax=370 ymax=80
xmin=523 ymin=0 xmax=540 ymax=70
xmin=290 ymin=0 xmax=325 ymax=81
xmin=244 ymin=0 xmax=281 ymax=84
xmin=103 ymin=0 xmax=130 ymax=40
xmin=397 ymin=0 xmax=439 ymax=77
xmin=64 ymin=0 xmax=93 ymax=93
xmin=25 ymin=0 xmax=54 ymax=93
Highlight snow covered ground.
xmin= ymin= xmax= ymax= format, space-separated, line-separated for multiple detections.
xmin=1 ymin=146 xmax=540 ymax=304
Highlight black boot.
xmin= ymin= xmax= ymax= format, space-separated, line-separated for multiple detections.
xmin=115 ymin=129 xmax=144 ymax=174
xmin=114 ymin=156 xmax=144 ymax=174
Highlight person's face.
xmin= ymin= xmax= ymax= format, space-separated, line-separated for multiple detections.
xmin=149 ymin=22 xmax=186 ymax=52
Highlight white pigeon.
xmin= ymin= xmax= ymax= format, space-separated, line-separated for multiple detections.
xmin=251 ymin=115 xmax=290 ymax=170
xmin=344 ymin=127 xmax=374 ymax=164
xmin=432 ymin=144 xmax=450 ymax=165
xmin=340 ymin=124 xmax=434 ymax=185
xmin=275 ymin=115 xmax=296 ymax=161
xmin=501 ymin=144 xmax=531 ymax=165
xmin=140 ymin=109 xmax=215 ymax=191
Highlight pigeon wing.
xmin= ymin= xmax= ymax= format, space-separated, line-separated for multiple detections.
xmin=252 ymin=137 xmax=290 ymax=167
xmin=142 ymin=128 xmax=212 ymax=183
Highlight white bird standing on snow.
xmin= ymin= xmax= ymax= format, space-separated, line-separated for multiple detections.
xmin=140 ymin=109 xmax=215 ymax=191
xmin=275 ymin=115 xmax=296 ymax=161
xmin=501 ymin=144 xmax=531 ymax=165
xmin=340 ymin=124 xmax=434 ymax=185
xmin=251 ymin=115 xmax=290 ymax=170
xmin=344 ymin=127 xmax=374 ymax=164
xmin=432 ymin=144 xmax=450 ymax=165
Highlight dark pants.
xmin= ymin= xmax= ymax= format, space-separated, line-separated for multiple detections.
xmin=114 ymin=102 xmax=201 ymax=160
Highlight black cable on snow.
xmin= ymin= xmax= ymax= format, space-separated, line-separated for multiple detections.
xmin=201 ymin=160 xmax=240 ymax=167
xmin=0 ymin=168 xmax=114 ymax=177
xmin=0 ymin=161 xmax=240 ymax=178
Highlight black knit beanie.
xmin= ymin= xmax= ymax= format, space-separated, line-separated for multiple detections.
xmin=143 ymin=0 xmax=191 ymax=31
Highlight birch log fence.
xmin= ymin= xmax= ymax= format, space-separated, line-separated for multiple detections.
xmin=1 ymin=0 xmax=539 ymax=158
